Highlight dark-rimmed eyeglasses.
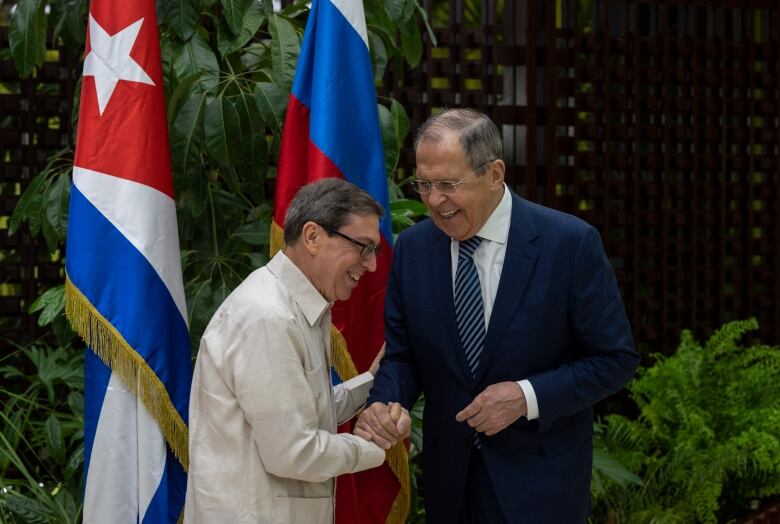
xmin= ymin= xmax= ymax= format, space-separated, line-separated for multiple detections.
xmin=326 ymin=229 xmax=382 ymax=260
xmin=409 ymin=159 xmax=497 ymax=195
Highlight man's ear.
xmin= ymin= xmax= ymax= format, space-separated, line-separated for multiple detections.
xmin=300 ymin=221 xmax=321 ymax=255
xmin=489 ymin=159 xmax=506 ymax=189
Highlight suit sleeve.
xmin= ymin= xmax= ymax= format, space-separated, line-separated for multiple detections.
xmin=210 ymin=314 xmax=385 ymax=483
xmin=527 ymin=226 xmax=640 ymax=433
xmin=368 ymin=234 xmax=424 ymax=410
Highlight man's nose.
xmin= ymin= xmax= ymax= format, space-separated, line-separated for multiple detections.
xmin=426 ymin=186 xmax=448 ymax=206
xmin=363 ymin=252 xmax=378 ymax=272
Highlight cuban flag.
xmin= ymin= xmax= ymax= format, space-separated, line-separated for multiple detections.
xmin=270 ymin=0 xmax=409 ymax=522
xmin=64 ymin=1 xmax=190 ymax=522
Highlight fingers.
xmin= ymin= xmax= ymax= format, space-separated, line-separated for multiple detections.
xmin=360 ymin=402 xmax=402 ymax=449
xmin=455 ymin=399 xmax=481 ymax=422
xmin=396 ymin=409 xmax=412 ymax=439
xmin=389 ymin=402 xmax=402 ymax=424
xmin=353 ymin=422 xmax=374 ymax=441
xmin=369 ymin=343 xmax=386 ymax=376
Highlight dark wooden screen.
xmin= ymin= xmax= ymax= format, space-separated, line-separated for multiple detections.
xmin=1 ymin=1 xmax=779 ymax=351
xmin=0 ymin=26 xmax=77 ymax=344
xmin=383 ymin=0 xmax=780 ymax=353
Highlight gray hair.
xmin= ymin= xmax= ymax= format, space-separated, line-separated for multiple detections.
xmin=414 ymin=108 xmax=502 ymax=174
xmin=284 ymin=178 xmax=384 ymax=245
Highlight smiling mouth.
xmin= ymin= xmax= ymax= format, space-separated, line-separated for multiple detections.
xmin=439 ymin=210 xmax=459 ymax=218
xmin=348 ymin=272 xmax=360 ymax=282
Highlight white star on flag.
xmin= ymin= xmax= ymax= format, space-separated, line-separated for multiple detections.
xmin=83 ymin=15 xmax=155 ymax=115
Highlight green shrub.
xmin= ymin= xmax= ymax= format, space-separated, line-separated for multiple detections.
xmin=592 ymin=319 xmax=780 ymax=523
xmin=0 ymin=341 xmax=84 ymax=524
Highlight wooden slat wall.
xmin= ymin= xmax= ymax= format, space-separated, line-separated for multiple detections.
xmin=1 ymin=1 xmax=778 ymax=352
xmin=383 ymin=0 xmax=780 ymax=352
xmin=0 ymin=26 xmax=76 ymax=344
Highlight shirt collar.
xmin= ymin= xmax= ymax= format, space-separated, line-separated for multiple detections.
xmin=267 ymin=251 xmax=330 ymax=326
xmin=474 ymin=184 xmax=511 ymax=244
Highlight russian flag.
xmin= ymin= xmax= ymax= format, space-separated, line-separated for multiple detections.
xmin=64 ymin=1 xmax=191 ymax=522
xmin=271 ymin=0 xmax=409 ymax=522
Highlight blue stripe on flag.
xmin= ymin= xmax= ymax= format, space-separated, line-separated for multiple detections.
xmin=83 ymin=348 xmax=111 ymax=487
xmin=291 ymin=0 xmax=392 ymax=243
xmin=67 ymin=184 xmax=190 ymax=419
xmin=141 ymin=449 xmax=187 ymax=524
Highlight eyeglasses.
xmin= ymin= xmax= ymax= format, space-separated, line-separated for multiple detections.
xmin=409 ymin=159 xmax=497 ymax=195
xmin=326 ymin=229 xmax=382 ymax=260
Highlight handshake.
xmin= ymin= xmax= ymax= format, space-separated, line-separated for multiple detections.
xmin=354 ymin=401 xmax=411 ymax=449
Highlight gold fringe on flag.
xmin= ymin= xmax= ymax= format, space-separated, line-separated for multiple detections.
xmin=270 ymin=219 xmax=285 ymax=258
xmin=271 ymin=219 xmax=411 ymax=523
xmin=385 ymin=441 xmax=411 ymax=524
xmin=65 ymin=275 xmax=189 ymax=471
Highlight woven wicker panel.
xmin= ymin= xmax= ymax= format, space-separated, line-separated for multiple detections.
xmin=0 ymin=26 xmax=77 ymax=344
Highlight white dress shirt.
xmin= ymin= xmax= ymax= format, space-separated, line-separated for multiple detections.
xmin=450 ymin=185 xmax=540 ymax=420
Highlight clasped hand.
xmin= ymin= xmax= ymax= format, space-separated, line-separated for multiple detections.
xmin=354 ymin=402 xmax=411 ymax=449
xmin=455 ymin=381 xmax=527 ymax=436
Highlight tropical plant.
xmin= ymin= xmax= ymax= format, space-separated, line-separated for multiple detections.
xmin=591 ymin=319 xmax=780 ymax=523
xmin=7 ymin=0 xmax=433 ymax=350
xmin=4 ymin=1 xmax=432 ymax=521
xmin=0 ymin=340 xmax=84 ymax=524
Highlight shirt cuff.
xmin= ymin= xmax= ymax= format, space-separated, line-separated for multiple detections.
xmin=517 ymin=379 xmax=539 ymax=420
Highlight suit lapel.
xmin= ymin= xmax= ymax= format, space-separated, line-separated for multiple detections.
xmin=429 ymin=230 xmax=474 ymax=382
xmin=476 ymin=194 xmax=539 ymax=384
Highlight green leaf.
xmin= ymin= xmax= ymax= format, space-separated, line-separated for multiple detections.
xmin=29 ymin=285 xmax=66 ymax=326
xmin=64 ymin=443 xmax=84 ymax=481
xmin=592 ymin=448 xmax=643 ymax=487
xmin=268 ymin=14 xmax=300 ymax=90
xmin=217 ymin=1 xmax=266 ymax=57
xmin=27 ymin=193 xmax=43 ymax=237
xmin=233 ymin=94 xmax=268 ymax=184
xmin=391 ymin=198 xmax=427 ymax=216
xmin=232 ymin=222 xmax=270 ymax=246
xmin=204 ymin=96 xmax=242 ymax=169
xmin=384 ymin=0 xmax=405 ymax=21
xmin=160 ymin=0 xmax=199 ymax=41
xmin=390 ymin=99 xmax=410 ymax=146
xmin=378 ymin=103 xmax=399 ymax=176
xmin=9 ymin=0 xmax=47 ymax=78
xmin=221 ymin=0 xmax=250 ymax=36
xmin=171 ymin=93 xmax=207 ymax=181
xmin=44 ymin=414 xmax=66 ymax=464
xmin=173 ymin=32 xmax=219 ymax=93
xmin=3 ymin=492 xmax=53 ymax=523
xmin=45 ymin=172 xmax=70 ymax=238
xmin=399 ymin=20 xmax=423 ymax=67
xmin=67 ymin=392 xmax=84 ymax=418
xmin=41 ymin=209 xmax=58 ymax=252
xmin=9 ymin=172 xmax=48 ymax=236
xmin=253 ymin=82 xmax=288 ymax=134
xmin=368 ymin=31 xmax=388 ymax=82
xmin=167 ymin=71 xmax=204 ymax=125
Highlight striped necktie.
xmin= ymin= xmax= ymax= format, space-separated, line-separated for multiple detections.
xmin=455 ymin=236 xmax=485 ymax=377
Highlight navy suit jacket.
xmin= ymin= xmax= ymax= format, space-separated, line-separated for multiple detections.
xmin=369 ymin=191 xmax=639 ymax=523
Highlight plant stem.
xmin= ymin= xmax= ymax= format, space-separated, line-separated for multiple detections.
xmin=207 ymin=182 xmax=219 ymax=258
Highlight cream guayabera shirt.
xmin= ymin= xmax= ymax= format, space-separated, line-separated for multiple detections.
xmin=184 ymin=252 xmax=385 ymax=524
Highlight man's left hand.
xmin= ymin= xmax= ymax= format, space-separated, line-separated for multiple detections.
xmin=455 ymin=381 xmax=527 ymax=436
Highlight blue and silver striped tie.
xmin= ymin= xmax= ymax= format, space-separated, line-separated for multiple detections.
xmin=455 ymin=236 xmax=485 ymax=377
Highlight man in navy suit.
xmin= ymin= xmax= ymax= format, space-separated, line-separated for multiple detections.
xmin=354 ymin=109 xmax=639 ymax=523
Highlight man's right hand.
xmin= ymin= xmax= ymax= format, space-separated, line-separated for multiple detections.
xmin=354 ymin=401 xmax=411 ymax=449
